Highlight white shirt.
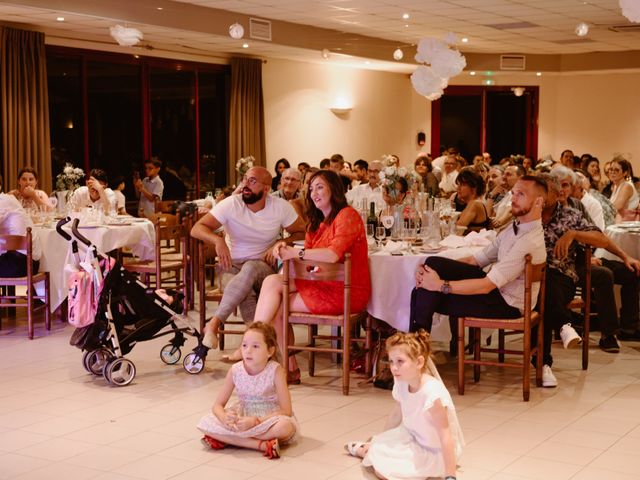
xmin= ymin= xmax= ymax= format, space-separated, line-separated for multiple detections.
xmin=113 ymin=190 xmax=126 ymax=212
xmin=139 ymin=176 xmax=164 ymax=216
xmin=0 ymin=194 xmax=41 ymax=261
xmin=580 ymin=192 xmax=604 ymax=231
xmin=70 ymin=186 xmax=116 ymax=212
xmin=210 ymin=195 xmax=298 ymax=262
xmin=493 ymin=190 xmax=513 ymax=220
xmin=439 ymin=169 xmax=458 ymax=195
xmin=473 ymin=218 xmax=546 ymax=313
xmin=346 ymin=183 xmax=384 ymax=212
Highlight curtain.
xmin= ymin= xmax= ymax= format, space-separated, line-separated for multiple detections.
xmin=228 ymin=57 xmax=266 ymax=184
xmin=0 ymin=27 xmax=51 ymax=193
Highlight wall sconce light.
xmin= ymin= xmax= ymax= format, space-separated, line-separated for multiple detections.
xmin=511 ymin=87 xmax=525 ymax=97
xmin=330 ymin=107 xmax=352 ymax=115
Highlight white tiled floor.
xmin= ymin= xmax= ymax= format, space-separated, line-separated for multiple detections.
xmin=1 ymin=314 xmax=640 ymax=480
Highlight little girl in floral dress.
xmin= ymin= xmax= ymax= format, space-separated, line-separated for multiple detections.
xmin=345 ymin=330 xmax=464 ymax=480
xmin=197 ymin=322 xmax=298 ymax=459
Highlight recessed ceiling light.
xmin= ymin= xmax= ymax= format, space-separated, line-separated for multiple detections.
xmin=536 ymin=71 xmax=542 ymax=76
xmin=470 ymin=71 xmax=476 ymax=76
xmin=157 ymin=7 xmax=163 ymax=10
xmin=461 ymin=37 xmax=469 ymax=43
xmin=404 ymin=24 xmax=409 ymax=28
xmin=56 ymin=16 xmax=64 ymax=21
xmin=402 ymin=13 xmax=410 ymax=20
xmin=134 ymin=54 xmax=140 ymax=59
xmin=242 ymin=43 xmax=249 ymax=48
xmin=365 ymin=60 xmax=371 ymax=64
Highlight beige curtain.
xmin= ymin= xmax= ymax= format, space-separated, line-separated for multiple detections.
xmin=228 ymin=57 xmax=266 ymax=184
xmin=0 ymin=27 xmax=51 ymax=192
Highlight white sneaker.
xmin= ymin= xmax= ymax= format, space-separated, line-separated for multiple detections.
xmin=542 ymin=365 xmax=558 ymax=388
xmin=560 ymin=323 xmax=581 ymax=349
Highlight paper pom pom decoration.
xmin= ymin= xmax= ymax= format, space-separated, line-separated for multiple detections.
xmin=411 ymin=33 xmax=466 ymax=101
xmin=620 ymin=0 xmax=640 ymax=23
xmin=109 ymin=25 xmax=143 ymax=46
xmin=411 ymin=66 xmax=448 ymax=101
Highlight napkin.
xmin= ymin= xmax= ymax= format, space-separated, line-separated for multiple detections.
xmin=439 ymin=229 xmax=496 ymax=248
xmin=381 ymin=240 xmax=407 ymax=254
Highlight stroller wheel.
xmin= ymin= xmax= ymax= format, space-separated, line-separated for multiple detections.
xmin=104 ymin=358 xmax=136 ymax=386
xmin=183 ymin=352 xmax=204 ymax=374
xmin=82 ymin=351 xmax=92 ymax=373
xmin=160 ymin=344 xmax=182 ymax=365
xmin=86 ymin=348 xmax=114 ymax=376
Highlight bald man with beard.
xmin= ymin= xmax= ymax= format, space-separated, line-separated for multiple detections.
xmin=191 ymin=166 xmax=306 ymax=353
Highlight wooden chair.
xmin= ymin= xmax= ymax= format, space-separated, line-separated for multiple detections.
xmin=0 ymin=228 xmax=51 ymax=339
xmin=569 ymin=246 xmax=591 ymax=370
xmin=281 ymin=253 xmax=372 ymax=395
xmin=123 ymin=219 xmax=188 ymax=312
xmin=197 ymin=240 xmax=244 ymax=345
xmin=457 ymin=254 xmax=546 ymax=401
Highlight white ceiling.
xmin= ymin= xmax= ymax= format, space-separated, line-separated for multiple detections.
xmin=0 ymin=0 xmax=637 ymax=71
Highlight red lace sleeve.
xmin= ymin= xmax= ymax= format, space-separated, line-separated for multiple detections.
xmin=327 ymin=207 xmax=365 ymax=259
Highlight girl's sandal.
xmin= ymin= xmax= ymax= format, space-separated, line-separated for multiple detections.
xmin=201 ymin=435 xmax=226 ymax=450
xmin=344 ymin=441 xmax=366 ymax=457
xmin=259 ymin=438 xmax=280 ymax=459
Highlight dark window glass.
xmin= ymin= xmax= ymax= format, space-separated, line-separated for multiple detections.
xmin=87 ymin=60 xmax=142 ymax=199
xmin=439 ymin=95 xmax=481 ymax=162
xmin=486 ymin=91 xmax=527 ymax=161
xmin=149 ymin=66 xmax=195 ymax=201
xmin=47 ymin=54 xmax=83 ymax=190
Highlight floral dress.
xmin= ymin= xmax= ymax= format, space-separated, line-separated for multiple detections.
xmin=363 ymin=374 xmax=464 ymax=480
xmin=197 ymin=360 xmax=298 ymax=442
xmin=296 ymin=206 xmax=371 ymax=314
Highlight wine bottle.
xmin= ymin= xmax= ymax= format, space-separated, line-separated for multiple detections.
xmin=367 ymin=202 xmax=378 ymax=234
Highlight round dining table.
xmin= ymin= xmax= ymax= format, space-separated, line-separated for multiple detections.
xmin=34 ymin=218 xmax=155 ymax=310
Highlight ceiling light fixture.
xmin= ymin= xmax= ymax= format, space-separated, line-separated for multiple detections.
xmin=229 ymin=22 xmax=244 ymax=39
xmin=536 ymin=72 xmax=542 ymax=76
xmin=511 ymin=87 xmax=525 ymax=97
xmin=575 ymin=22 xmax=589 ymax=36
xmin=242 ymin=43 xmax=249 ymax=48
xmin=405 ymin=24 xmax=409 ymax=28
xmin=56 ymin=16 xmax=64 ymax=22
xmin=402 ymin=13 xmax=410 ymax=20
xmin=321 ymin=48 xmax=330 ymax=59
xmin=109 ymin=25 xmax=143 ymax=46
xmin=461 ymin=37 xmax=469 ymax=43
xmin=156 ymin=7 xmax=163 ymax=11
xmin=393 ymin=48 xmax=403 ymax=61
xmin=469 ymin=71 xmax=476 ymax=76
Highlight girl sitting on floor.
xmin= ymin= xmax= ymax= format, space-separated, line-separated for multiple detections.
xmin=197 ymin=321 xmax=298 ymax=459
xmin=345 ymin=330 xmax=464 ymax=480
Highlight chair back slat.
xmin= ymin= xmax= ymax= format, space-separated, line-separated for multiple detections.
xmin=0 ymin=234 xmax=28 ymax=251
xmin=285 ymin=254 xmax=349 ymax=282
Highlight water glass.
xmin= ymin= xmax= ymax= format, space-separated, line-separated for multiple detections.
xmin=366 ymin=224 xmax=375 ymax=241
xmin=376 ymin=226 xmax=386 ymax=246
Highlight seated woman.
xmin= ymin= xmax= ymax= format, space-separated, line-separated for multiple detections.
xmin=0 ymin=193 xmax=41 ymax=276
xmin=289 ymin=167 xmax=318 ymax=228
xmin=252 ymin=170 xmax=371 ymax=383
xmin=608 ymin=158 xmax=639 ymax=218
xmin=455 ymin=167 xmax=491 ymax=235
xmin=414 ymin=155 xmax=439 ymax=196
xmin=9 ymin=167 xmax=53 ymax=212
xmin=70 ymin=169 xmax=116 ymax=213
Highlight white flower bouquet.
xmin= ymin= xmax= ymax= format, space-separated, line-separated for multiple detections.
xmin=378 ymin=164 xmax=421 ymax=198
xmin=55 ymin=163 xmax=85 ymax=191
xmin=235 ymin=155 xmax=255 ymax=177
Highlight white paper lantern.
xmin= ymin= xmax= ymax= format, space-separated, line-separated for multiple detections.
xmin=109 ymin=25 xmax=143 ymax=47
xmin=575 ymin=22 xmax=589 ymax=37
xmin=411 ymin=66 xmax=447 ymax=101
xmin=229 ymin=23 xmax=244 ymax=39
xmin=620 ymin=0 xmax=640 ymax=22
xmin=393 ymin=48 xmax=403 ymax=61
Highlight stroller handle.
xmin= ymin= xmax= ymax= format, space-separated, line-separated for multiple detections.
xmin=71 ymin=218 xmax=93 ymax=247
xmin=55 ymin=217 xmax=73 ymax=241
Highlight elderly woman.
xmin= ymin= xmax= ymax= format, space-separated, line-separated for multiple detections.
xmin=9 ymin=167 xmax=53 ymax=212
xmin=455 ymin=167 xmax=491 ymax=234
xmin=414 ymin=155 xmax=439 ymax=196
xmin=271 ymin=168 xmax=301 ymax=201
xmin=608 ymin=158 xmax=639 ymax=216
xmin=253 ymin=170 xmax=371 ymax=383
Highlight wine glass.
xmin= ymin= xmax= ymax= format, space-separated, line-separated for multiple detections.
xmin=366 ymin=224 xmax=375 ymax=244
xmin=376 ymin=226 xmax=386 ymax=247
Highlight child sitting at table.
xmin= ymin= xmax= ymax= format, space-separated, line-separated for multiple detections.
xmin=345 ymin=330 xmax=464 ymax=480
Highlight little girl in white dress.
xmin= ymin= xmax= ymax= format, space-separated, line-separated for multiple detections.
xmin=197 ymin=322 xmax=298 ymax=459
xmin=345 ymin=330 xmax=464 ymax=480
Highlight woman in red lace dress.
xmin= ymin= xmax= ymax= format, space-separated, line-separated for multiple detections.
xmin=254 ymin=170 xmax=371 ymax=382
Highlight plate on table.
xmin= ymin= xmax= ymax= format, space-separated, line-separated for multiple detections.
xmin=418 ymin=246 xmax=445 ymax=254
xmin=77 ymin=225 xmax=102 ymax=229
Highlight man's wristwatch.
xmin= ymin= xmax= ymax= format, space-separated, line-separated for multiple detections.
xmin=440 ymin=280 xmax=452 ymax=294
xmin=298 ymin=247 xmax=305 ymax=260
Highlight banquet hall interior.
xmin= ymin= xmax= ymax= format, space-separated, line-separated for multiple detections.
xmin=1 ymin=1 xmax=640 ymax=479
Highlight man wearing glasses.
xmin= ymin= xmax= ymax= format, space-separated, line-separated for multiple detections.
xmin=271 ymin=168 xmax=301 ymax=201
xmin=191 ymin=166 xmax=305 ymax=351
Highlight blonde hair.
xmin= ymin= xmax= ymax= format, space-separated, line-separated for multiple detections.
xmin=386 ymin=329 xmax=432 ymax=372
xmin=245 ymin=321 xmax=281 ymax=363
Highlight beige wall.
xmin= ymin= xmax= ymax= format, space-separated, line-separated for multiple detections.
xmin=263 ymin=59 xmax=640 ymax=175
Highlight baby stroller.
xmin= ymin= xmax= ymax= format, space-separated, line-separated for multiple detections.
xmin=57 ymin=217 xmax=209 ymax=386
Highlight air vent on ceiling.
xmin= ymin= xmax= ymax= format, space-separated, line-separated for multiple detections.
xmin=608 ymin=24 xmax=640 ymax=33
xmin=486 ymin=21 xmax=538 ymax=30
xmin=500 ymin=54 xmax=526 ymax=71
xmin=250 ymin=18 xmax=272 ymax=41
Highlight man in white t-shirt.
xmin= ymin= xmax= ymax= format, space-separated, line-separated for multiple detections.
xmin=191 ymin=166 xmax=305 ymax=351
xmin=346 ymin=160 xmax=384 ymax=212
xmin=135 ymin=159 xmax=164 ymax=217
xmin=70 ymin=169 xmax=116 ymax=213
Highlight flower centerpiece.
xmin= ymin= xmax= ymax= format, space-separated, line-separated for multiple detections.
xmin=235 ymin=155 xmax=255 ymax=178
xmin=378 ymin=155 xmax=421 ymax=198
xmin=55 ymin=163 xmax=85 ymax=192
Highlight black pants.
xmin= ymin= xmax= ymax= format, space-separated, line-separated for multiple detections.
xmin=0 ymin=251 xmax=39 ymax=277
xmin=537 ymin=269 xmax=576 ymax=367
xmin=576 ymin=263 xmax=618 ymax=337
xmin=409 ymin=256 xmax=521 ymax=333
xmin=602 ymin=259 xmax=640 ymax=334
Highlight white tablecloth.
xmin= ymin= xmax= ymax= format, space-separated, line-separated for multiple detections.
xmin=35 ymin=219 xmax=155 ymax=310
xmin=598 ymin=222 xmax=640 ymax=261
xmin=367 ymin=246 xmax=481 ymax=335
